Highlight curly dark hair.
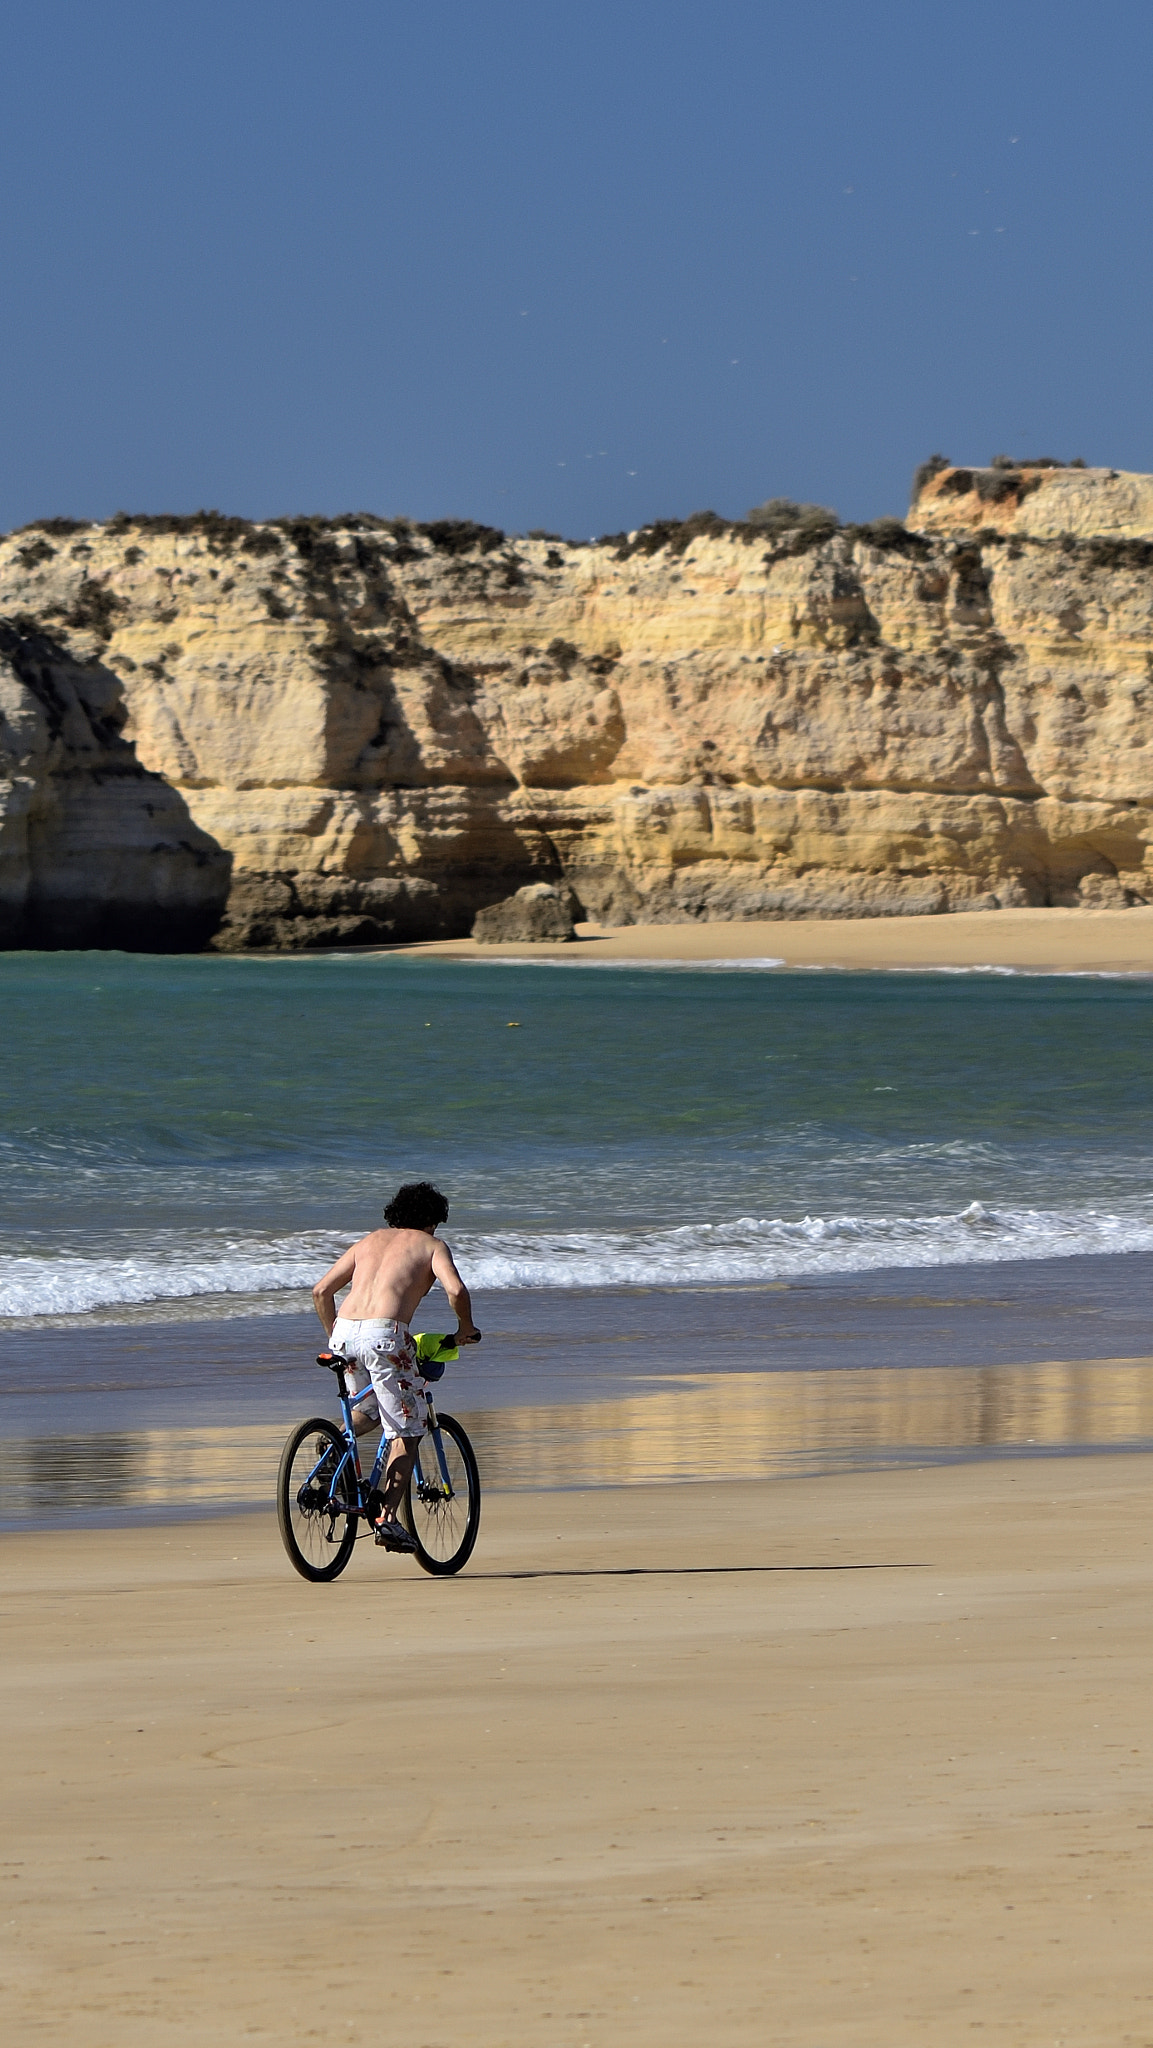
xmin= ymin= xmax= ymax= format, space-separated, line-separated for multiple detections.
xmin=383 ymin=1181 xmax=449 ymax=1231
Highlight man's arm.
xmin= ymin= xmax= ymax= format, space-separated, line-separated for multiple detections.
xmin=312 ymin=1244 xmax=357 ymax=1338
xmin=431 ymin=1239 xmax=480 ymax=1342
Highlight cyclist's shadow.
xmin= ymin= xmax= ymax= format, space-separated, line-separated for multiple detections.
xmin=468 ymin=1561 xmax=929 ymax=1581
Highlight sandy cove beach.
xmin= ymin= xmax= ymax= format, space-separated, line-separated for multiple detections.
xmin=4 ymin=1454 xmax=1152 ymax=2046
xmin=398 ymin=903 xmax=1153 ymax=973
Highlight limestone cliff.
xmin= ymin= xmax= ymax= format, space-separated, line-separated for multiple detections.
xmin=1 ymin=466 xmax=1152 ymax=948
xmin=0 ymin=616 xmax=228 ymax=948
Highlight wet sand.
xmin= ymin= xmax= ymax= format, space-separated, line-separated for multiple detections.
xmin=4 ymin=1256 xmax=1153 ymax=1528
xmin=4 ymin=1453 xmax=1153 ymax=2045
xmin=397 ymin=903 xmax=1153 ymax=973
xmin=7 ymin=1254 xmax=1153 ymax=1431
xmin=5 ymin=1354 xmax=1153 ymax=1530
xmin=5 ymin=1256 xmax=1153 ymax=1527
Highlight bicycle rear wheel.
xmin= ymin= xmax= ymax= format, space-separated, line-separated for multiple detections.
xmin=403 ymin=1413 xmax=480 ymax=1575
xmin=277 ymin=1417 xmax=358 ymax=1582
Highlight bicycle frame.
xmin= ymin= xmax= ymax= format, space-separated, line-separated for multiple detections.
xmin=308 ymin=1362 xmax=455 ymax=1523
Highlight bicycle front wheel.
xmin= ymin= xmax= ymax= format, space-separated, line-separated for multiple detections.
xmin=403 ymin=1413 xmax=481 ymax=1575
xmin=277 ymin=1417 xmax=358 ymax=1582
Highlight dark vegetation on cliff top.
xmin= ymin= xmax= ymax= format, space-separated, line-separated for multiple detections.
xmin=5 ymin=459 xmax=1130 ymax=578
xmin=10 ymin=509 xmax=508 ymax=558
xmin=10 ymin=502 xmax=929 ymax=566
xmin=910 ymin=453 xmax=1089 ymax=506
xmin=597 ymin=502 xmax=929 ymax=562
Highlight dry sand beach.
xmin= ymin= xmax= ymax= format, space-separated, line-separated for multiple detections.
xmin=5 ymin=905 xmax=1153 ymax=2044
xmin=3 ymin=1454 xmax=1153 ymax=2047
xmin=401 ymin=903 xmax=1153 ymax=974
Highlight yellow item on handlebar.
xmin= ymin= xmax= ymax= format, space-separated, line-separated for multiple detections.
xmin=415 ymin=1332 xmax=458 ymax=1380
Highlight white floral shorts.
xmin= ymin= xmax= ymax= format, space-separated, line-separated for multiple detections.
xmin=330 ymin=1316 xmax=428 ymax=1440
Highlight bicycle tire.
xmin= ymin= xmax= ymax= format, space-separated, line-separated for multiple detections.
xmin=277 ymin=1417 xmax=358 ymax=1582
xmin=403 ymin=1413 xmax=481 ymax=1576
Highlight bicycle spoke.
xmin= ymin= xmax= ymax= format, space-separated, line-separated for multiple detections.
xmin=277 ymin=1421 xmax=358 ymax=1581
xmin=404 ymin=1416 xmax=480 ymax=1573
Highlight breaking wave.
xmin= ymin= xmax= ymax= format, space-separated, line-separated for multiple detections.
xmin=454 ymin=1202 xmax=1153 ymax=1287
xmin=0 ymin=1231 xmax=341 ymax=1322
xmin=4 ymin=1202 xmax=1153 ymax=1322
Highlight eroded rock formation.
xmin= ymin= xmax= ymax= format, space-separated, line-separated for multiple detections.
xmin=473 ymin=883 xmax=578 ymax=944
xmin=1 ymin=463 xmax=1152 ymax=948
xmin=0 ymin=618 xmax=229 ymax=948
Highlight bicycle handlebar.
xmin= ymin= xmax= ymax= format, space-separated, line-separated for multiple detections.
xmin=316 ymin=1328 xmax=482 ymax=1372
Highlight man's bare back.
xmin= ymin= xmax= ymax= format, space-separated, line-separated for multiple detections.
xmin=312 ymin=1226 xmax=478 ymax=1339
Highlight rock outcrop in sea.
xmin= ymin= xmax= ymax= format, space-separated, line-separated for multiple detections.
xmin=2 ymin=461 xmax=1152 ymax=949
xmin=473 ymin=883 xmax=578 ymax=944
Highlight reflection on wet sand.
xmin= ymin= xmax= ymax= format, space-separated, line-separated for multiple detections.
xmin=461 ymin=1356 xmax=1153 ymax=1491
xmin=0 ymin=1423 xmax=290 ymax=1527
xmin=2 ymin=1357 xmax=1152 ymax=1527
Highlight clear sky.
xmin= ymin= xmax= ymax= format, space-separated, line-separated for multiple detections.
xmin=2 ymin=0 xmax=1152 ymax=538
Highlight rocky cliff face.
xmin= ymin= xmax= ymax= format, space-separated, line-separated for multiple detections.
xmin=1 ymin=466 xmax=1152 ymax=948
xmin=0 ymin=616 xmax=228 ymax=948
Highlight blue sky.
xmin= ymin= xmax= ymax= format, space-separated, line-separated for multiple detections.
xmin=2 ymin=0 xmax=1151 ymax=537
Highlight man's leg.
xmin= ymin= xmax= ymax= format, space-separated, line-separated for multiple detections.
xmin=378 ymin=1433 xmax=420 ymax=1520
xmin=342 ymin=1361 xmax=380 ymax=1437
xmin=364 ymin=1343 xmax=427 ymax=1540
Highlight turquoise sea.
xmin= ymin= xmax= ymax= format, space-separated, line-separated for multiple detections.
xmin=2 ymin=950 xmax=1152 ymax=1521
xmin=3 ymin=951 xmax=1153 ymax=1318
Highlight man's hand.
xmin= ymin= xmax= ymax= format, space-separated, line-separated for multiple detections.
xmin=457 ymin=1328 xmax=482 ymax=1344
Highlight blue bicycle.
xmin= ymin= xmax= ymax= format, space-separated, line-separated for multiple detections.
xmin=276 ymin=1340 xmax=481 ymax=1582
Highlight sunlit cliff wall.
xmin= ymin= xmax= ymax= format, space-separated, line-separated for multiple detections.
xmin=1 ymin=460 xmax=1152 ymax=948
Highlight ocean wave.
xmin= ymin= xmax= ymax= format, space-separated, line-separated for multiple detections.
xmin=0 ymin=1232 xmax=342 ymax=1321
xmin=480 ymin=955 xmax=789 ymax=972
xmin=3 ymin=1202 xmax=1153 ymax=1321
xmin=477 ymin=956 xmax=1152 ymax=979
xmin=452 ymin=1203 xmax=1153 ymax=1287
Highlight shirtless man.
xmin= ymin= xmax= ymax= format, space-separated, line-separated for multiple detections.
xmin=311 ymin=1181 xmax=480 ymax=1551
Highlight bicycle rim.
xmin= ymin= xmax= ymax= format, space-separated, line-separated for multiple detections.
xmin=404 ymin=1414 xmax=480 ymax=1575
xmin=277 ymin=1418 xmax=358 ymax=1582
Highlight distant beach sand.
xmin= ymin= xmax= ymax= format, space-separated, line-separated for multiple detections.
xmin=398 ymin=903 xmax=1153 ymax=973
xmin=5 ymin=1454 xmax=1152 ymax=2044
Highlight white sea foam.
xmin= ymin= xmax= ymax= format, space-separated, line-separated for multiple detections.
xmin=4 ymin=1203 xmax=1153 ymax=1322
xmin=474 ymin=955 xmax=1151 ymax=979
xmin=0 ymin=1232 xmax=341 ymax=1321
xmin=453 ymin=1203 xmax=1153 ymax=1287
xmin=476 ymin=955 xmax=789 ymax=972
